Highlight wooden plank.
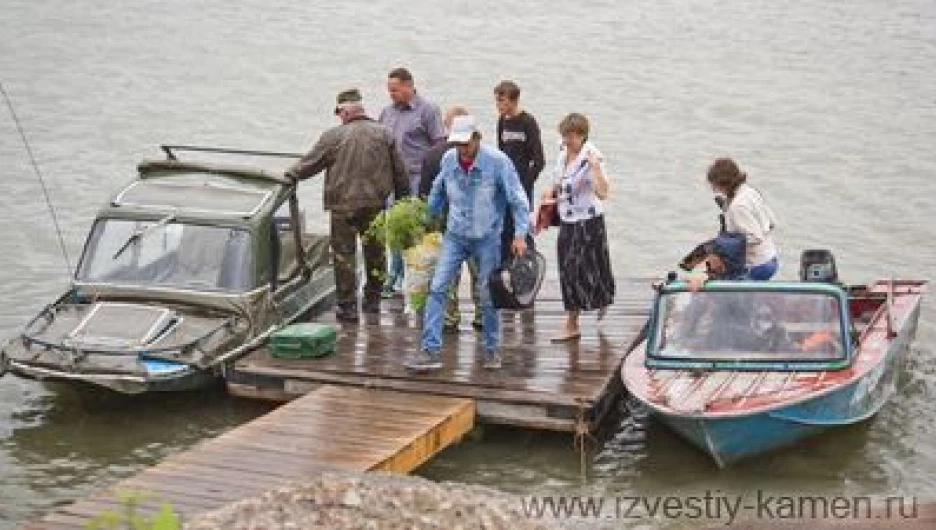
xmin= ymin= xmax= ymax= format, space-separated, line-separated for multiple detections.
xmin=25 ymin=386 xmax=474 ymax=529
xmin=231 ymin=365 xmax=594 ymax=408
xmin=241 ymin=340 xmax=635 ymax=385
xmin=254 ymin=341 xmax=643 ymax=371
xmin=370 ymin=397 xmax=476 ymax=473
xmin=230 ymin=276 xmax=653 ymax=435
xmin=249 ymin=357 xmax=621 ymax=396
xmin=229 ymin=373 xmax=600 ymax=432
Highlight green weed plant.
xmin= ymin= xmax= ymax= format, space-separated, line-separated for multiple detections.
xmin=85 ymin=490 xmax=180 ymax=530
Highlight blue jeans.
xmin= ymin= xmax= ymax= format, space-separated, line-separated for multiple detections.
xmin=422 ymin=232 xmax=502 ymax=355
xmin=749 ymin=257 xmax=779 ymax=280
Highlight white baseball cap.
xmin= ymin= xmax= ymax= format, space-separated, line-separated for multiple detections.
xmin=447 ymin=115 xmax=478 ymax=144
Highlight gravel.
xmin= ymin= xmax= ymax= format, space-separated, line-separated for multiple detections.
xmin=185 ymin=470 xmax=560 ymax=530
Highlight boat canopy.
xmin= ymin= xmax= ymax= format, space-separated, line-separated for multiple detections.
xmin=646 ymin=281 xmax=853 ymax=371
xmin=113 ymin=169 xmax=282 ymax=219
xmin=115 ymin=177 xmax=273 ymax=219
xmin=92 ymin=159 xmax=293 ymax=230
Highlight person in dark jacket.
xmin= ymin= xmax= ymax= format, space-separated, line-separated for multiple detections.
xmin=494 ymin=80 xmax=543 ymax=259
xmin=287 ymin=88 xmax=409 ymax=323
xmin=494 ymin=80 xmax=545 ymax=203
xmin=419 ymin=105 xmax=469 ymax=198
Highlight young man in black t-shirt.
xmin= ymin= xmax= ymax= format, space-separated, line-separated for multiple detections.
xmin=494 ymin=80 xmax=543 ymax=258
xmin=494 ymin=80 xmax=545 ymax=204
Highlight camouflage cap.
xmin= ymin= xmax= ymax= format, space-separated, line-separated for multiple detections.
xmin=336 ymin=88 xmax=362 ymax=105
xmin=334 ymin=88 xmax=362 ymax=114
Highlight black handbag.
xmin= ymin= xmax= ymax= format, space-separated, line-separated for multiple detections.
xmin=489 ymin=250 xmax=546 ymax=310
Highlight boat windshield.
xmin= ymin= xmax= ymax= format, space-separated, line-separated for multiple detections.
xmin=650 ymin=289 xmax=847 ymax=363
xmin=77 ymin=219 xmax=254 ymax=292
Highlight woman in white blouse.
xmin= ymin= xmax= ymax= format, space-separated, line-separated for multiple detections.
xmin=541 ymin=113 xmax=614 ymax=342
xmin=707 ymin=158 xmax=780 ymax=280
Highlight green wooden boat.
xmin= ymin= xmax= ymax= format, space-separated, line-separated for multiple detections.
xmin=0 ymin=146 xmax=334 ymax=394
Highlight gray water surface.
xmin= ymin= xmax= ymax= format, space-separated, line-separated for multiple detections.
xmin=1 ymin=0 xmax=934 ymax=527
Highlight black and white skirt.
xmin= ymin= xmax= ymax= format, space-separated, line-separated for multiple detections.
xmin=557 ymin=215 xmax=615 ymax=312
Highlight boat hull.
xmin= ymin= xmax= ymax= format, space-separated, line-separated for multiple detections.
xmin=8 ymin=360 xmax=216 ymax=394
xmin=3 ymin=266 xmax=336 ymax=395
xmin=659 ymin=413 xmax=828 ymax=468
xmin=650 ymin=302 xmax=918 ymax=467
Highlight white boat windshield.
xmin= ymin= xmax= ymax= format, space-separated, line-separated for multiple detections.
xmin=651 ymin=290 xmax=847 ymax=362
xmin=76 ymin=219 xmax=254 ymax=292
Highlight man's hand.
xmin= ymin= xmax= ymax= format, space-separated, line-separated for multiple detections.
xmin=511 ymin=236 xmax=527 ymax=257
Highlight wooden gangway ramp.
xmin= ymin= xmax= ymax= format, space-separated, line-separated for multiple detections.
xmin=229 ymin=277 xmax=655 ymax=433
xmin=23 ymin=385 xmax=474 ymax=529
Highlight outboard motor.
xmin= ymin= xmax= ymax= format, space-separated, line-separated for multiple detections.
xmin=800 ymin=249 xmax=838 ymax=283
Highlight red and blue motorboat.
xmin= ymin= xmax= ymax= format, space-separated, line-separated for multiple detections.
xmin=622 ymin=262 xmax=926 ymax=467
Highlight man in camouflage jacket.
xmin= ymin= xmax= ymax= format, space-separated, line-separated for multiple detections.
xmin=288 ymin=89 xmax=409 ymax=322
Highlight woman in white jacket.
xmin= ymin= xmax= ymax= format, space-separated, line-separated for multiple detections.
xmin=540 ymin=113 xmax=615 ymax=341
xmin=707 ymin=158 xmax=780 ymax=280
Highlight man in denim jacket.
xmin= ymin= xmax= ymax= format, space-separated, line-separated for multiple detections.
xmin=404 ymin=115 xmax=531 ymax=372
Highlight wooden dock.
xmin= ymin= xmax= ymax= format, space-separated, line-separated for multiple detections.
xmin=228 ymin=277 xmax=655 ymax=432
xmin=23 ymin=385 xmax=474 ymax=529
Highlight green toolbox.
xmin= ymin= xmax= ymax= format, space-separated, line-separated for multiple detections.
xmin=268 ymin=323 xmax=338 ymax=359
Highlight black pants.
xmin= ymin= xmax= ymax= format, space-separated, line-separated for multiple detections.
xmin=501 ymin=212 xmax=536 ymax=259
xmin=500 ymin=180 xmax=536 ymax=259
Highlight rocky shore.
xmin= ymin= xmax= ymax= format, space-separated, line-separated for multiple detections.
xmin=186 ymin=470 xmax=560 ymax=530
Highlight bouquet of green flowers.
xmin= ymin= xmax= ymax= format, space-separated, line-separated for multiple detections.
xmin=366 ymin=197 xmax=431 ymax=252
xmin=367 ymin=198 xmax=443 ymax=312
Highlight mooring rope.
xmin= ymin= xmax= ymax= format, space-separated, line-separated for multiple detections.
xmin=0 ymin=81 xmax=72 ymax=277
xmin=573 ymin=397 xmax=596 ymax=484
